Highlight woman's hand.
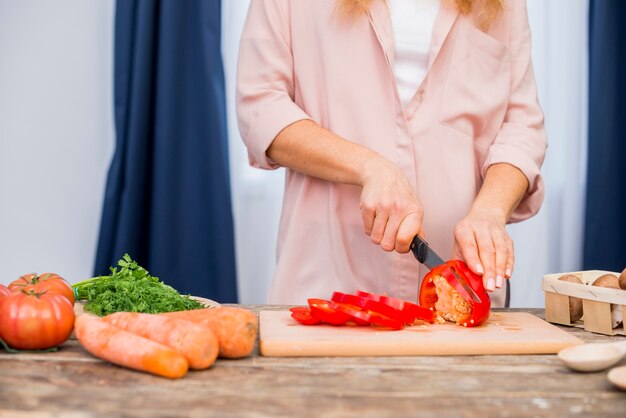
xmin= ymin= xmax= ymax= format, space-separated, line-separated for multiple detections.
xmin=360 ymin=158 xmax=424 ymax=254
xmin=453 ymin=207 xmax=514 ymax=292
xmin=453 ymin=163 xmax=528 ymax=292
xmin=267 ymin=120 xmax=425 ymax=254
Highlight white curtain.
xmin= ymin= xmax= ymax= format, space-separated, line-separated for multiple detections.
xmin=222 ymin=0 xmax=283 ymax=304
xmin=222 ymin=0 xmax=591 ymax=307
xmin=509 ymin=0 xmax=589 ymax=307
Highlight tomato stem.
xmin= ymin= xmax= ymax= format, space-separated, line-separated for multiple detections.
xmin=23 ymin=289 xmax=48 ymax=298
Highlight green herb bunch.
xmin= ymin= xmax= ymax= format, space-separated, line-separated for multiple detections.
xmin=72 ymin=254 xmax=204 ymax=316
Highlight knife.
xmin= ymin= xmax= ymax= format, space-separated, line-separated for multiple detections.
xmin=410 ymin=235 xmax=482 ymax=303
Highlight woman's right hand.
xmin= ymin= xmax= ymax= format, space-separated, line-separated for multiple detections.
xmin=359 ymin=158 xmax=424 ymax=254
xmin=266 ymin=120 xmax=423 ymax=254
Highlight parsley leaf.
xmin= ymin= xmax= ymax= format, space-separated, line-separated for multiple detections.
xmin=72 ymin=254 xmax=204 ymax=316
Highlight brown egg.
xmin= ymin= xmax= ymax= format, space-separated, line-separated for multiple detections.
xmin=591 ymin=273 xmax=622 ymax=328
xmin=558 ymin=274 xmax=583 ymax=322
xmin=619 ymin=268 xmax=626 ymax=290
xmin=592 ymin=274 xmax=620 ymax=289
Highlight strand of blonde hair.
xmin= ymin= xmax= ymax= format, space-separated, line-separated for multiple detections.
xmin=337 ymin=0 xmax=503 ymax=28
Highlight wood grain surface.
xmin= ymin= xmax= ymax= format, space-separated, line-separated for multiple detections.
xmin=1 ymin=306 xmax=625 ymax=418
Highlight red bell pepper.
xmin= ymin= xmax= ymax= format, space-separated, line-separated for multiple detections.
xmin=355 ymin=290 xmax=434 ymax=324
xmin=289 ymin=307 xmax=321 ymax=325
xmin=330 ymin=301 xmax=404 ymax=330
xmin=307 ymin=299 xmax=351 ymax=325
xmin=329 ymin=292 xmax=407 ymax=329
xmin=331 ymin=292 xmax=404 ymax=320
xmin=288 ymin=287 xmax=458 ymax=329
xmin=419 ymin=260 xmax=491 ymax=327
xmin=292 ymin=295 xmax=410 ymax=329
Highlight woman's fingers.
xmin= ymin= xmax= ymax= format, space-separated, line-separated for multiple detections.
xmin=359 ymin=162 xmax=423 ymax=253
xmin=367 ymin=207 xmax=423 ymax=253
xmin=379 ymin=210 xmax=401 ymax=251
xmin=505 ymin=236 xmax=515 ymax=279
xmin=369 ymin=210 xmax=389 ymax=245
xmin=361 ymin=205 xmax=375 ymax=236
xmin=474 ymin=227 xmax=497 ymax=291
xmin=454 ymin=217 xmax=513 ymax=292
xmin=395 ymin=211 xmax=423 ymax=253
xmin=492 ymin=230 xmax=508 ymax=288
xmin=453 ymin=222 xmax=483 ymax=276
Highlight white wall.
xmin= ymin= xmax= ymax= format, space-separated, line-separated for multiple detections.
xmin=0 ymin=0 xmax=115 ymax=285
xmin=222 ymin=0 xmax=284 ymax=305
xmin=509 ymin=0 xmax=589 ymax=307
xmin=0 ymin=0 xmax=589 ymax=309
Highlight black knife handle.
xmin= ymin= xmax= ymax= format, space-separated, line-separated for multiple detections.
xmin=410 ymin=236 xmax=428 ymax=264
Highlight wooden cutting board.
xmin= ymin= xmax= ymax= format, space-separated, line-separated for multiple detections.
xmin=259 ymin=310 xmax=584 ymax=357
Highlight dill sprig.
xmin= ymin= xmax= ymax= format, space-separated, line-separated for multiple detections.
xmin=72 ymin=254 xmax=204 ymax=316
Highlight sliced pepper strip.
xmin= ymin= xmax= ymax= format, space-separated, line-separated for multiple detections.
xmin=330 ymin=292 xmax=405 ymax=323
xmin=419 ymin=260 xmax=491 ymax=327
xmin=355 ymin=290 xmax=434 ymax=324
xmin=330 ymin=302 xmax=404 ymax=330
xmin=307 ymin=298 xmax=351 ymax=326
xmin=289 ymin=307 xmax=321 ymax=325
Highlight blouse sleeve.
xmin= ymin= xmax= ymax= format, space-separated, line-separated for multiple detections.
xmin=236 ymin=0 xmax=312 ymax=170
xmin=481 ymin=0 xmax=548 ymax=223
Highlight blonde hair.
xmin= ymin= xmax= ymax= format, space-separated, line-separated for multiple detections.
xmin=338 ymin=0 xmax=503 ymax=28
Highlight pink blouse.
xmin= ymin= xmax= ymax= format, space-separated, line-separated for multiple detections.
xmin=236 ymin=0 xmax=547 ymax=306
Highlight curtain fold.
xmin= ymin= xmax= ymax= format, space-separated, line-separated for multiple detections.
xmin=94 ymin=0 xmax=238 ymax=302
xmin=584 ymin=0 xmax=626 ymax=271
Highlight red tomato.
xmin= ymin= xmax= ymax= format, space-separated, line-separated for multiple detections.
xmin=0 ymin=285 xmax=9 ymax=301
xmin=0 ymin=291 xmax=75 ymax=350
xmin=9 ymin=273 xmax=75 ymax=305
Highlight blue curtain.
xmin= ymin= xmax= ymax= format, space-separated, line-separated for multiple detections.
xmin=94 ymin=0 xmax=238 ymax=302
xmin=584 ymin=1 xmax=626 ymax=271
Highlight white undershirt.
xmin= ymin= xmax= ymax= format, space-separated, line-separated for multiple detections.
xmin=389 ymin=0 xmax=440 ymax=107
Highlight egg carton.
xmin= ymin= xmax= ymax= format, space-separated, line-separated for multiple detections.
xmin=542 ymin=270 xmax=626 ymax=336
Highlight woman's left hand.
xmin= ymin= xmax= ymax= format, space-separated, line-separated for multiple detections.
xmin=453 ymin=208 xmax=514 ymax=292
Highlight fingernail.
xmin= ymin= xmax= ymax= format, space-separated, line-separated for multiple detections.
xmin=505 ymin=269 xmax=512 ymax=278
xmin=476 ymin=263 xmax=484 ymax=275
xmin=496 ymin=275 xmax=503 ymax=288
xmin=486 ymin=277 xmax=495 ymax=291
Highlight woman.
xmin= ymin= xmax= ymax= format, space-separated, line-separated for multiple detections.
xmin=236 ymin=0 xmax=547 ymax=307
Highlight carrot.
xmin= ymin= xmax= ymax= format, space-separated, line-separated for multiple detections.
xmin=162 ymin=307 xmax=258 ymax=358
xmin=74 ymin=314 xmax=188 ymax=379
xmin=103 ymin=312 xmax=219 ymax=370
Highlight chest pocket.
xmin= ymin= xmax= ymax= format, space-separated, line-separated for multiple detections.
xmin=439 ymin=21 xmax=511 ymax=140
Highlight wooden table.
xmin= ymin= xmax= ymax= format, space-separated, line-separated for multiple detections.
xmin=1 ymin=307 xmax=625 ymax=418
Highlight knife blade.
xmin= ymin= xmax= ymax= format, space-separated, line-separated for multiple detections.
xmin=410 ymin=236 xmax=482 ymax=303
